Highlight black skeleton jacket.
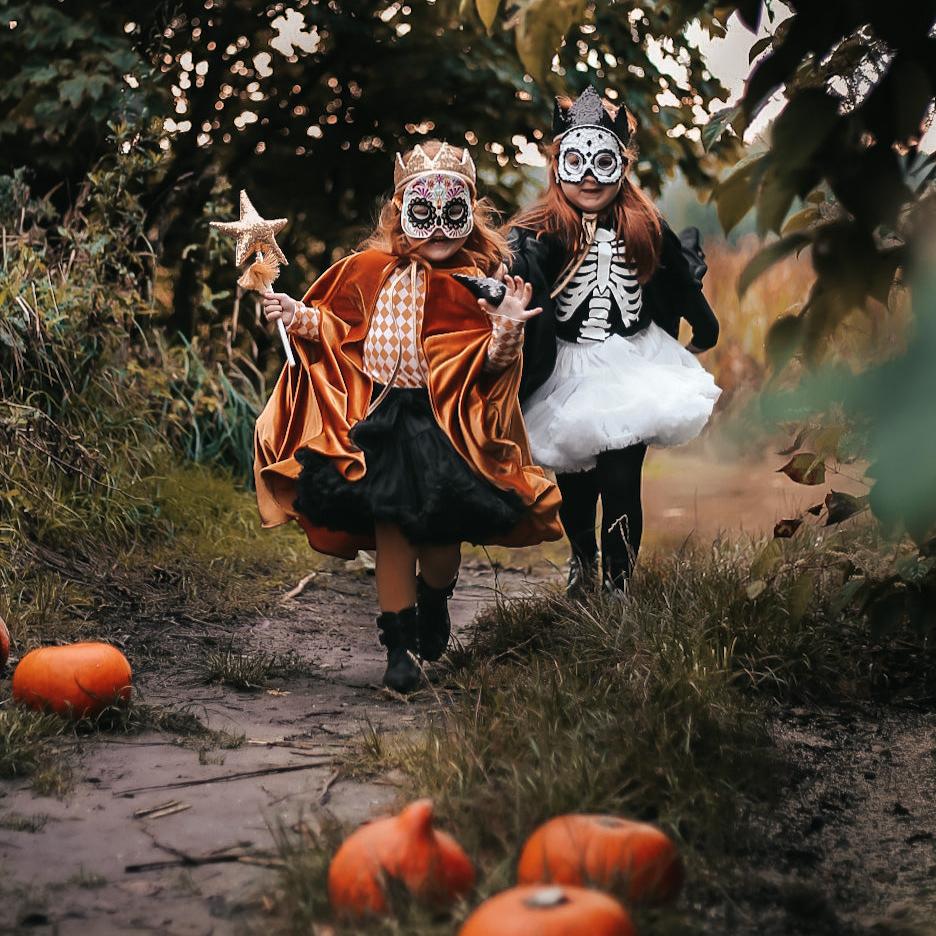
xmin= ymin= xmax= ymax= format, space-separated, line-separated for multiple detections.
xmin=507 ymin=219 xmax=719 ymax=404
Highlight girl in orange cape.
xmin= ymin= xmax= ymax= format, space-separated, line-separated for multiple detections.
xmin=255 ymin=140 xmax=562 ymax=693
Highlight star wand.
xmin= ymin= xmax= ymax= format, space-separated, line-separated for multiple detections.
xmin=211 ymin=190 xmax=296 ymax=368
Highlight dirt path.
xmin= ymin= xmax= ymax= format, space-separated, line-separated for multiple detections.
xmin=741 ymin=706 xmax=936 ymax=936
xmin=0 ymin=558 xmax=538 ymax=935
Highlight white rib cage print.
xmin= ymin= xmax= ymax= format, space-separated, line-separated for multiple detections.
xmin=556 ymin=227 xmax=642 ymax=342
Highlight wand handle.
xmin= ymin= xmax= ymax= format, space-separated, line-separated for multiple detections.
xmin=257 ymin=249 xmax=296 ymax=369
xmin=277 ymin=317 xmax=296 ymax=369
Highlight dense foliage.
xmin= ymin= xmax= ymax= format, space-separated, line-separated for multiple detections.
xmin=0 ymin=130 xmax=310 ymax=650
xmin=0 ymin=0 xmax=739 ymax=340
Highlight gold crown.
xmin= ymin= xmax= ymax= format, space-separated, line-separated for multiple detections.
xmin=393 ymin=142 xmax=477 ymax=192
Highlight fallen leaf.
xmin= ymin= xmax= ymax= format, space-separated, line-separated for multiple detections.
xmin=778 ymin=425 xmax=810 ymax=456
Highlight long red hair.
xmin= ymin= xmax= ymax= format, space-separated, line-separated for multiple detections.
xmin=362 ymin=140 xmax=508 ymax=276
xmin=509 ymin=97 xmax=662 ymax=283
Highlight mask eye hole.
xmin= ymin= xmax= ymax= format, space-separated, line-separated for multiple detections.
xmin=594 ymin=152 xmax=618 ymax=174
xmin=444 ymin=199 xmax=467 ymax=223
xmin=407 ymin=199 xmax=433 ymax=225
xmin=562 ymin=150 xmax=584 ymax=172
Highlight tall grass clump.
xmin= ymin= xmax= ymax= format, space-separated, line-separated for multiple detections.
xmin=0 ymin=127 xmax=311 ymax=652
xmin=298 ymin=526 xmax=936 ymax=933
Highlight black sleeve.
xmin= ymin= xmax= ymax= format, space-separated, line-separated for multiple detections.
xmin=678 ymin=225 xmax=708 ymax=282
xmin=507 ymin=227 xmax=560 ymax=403
xmin=659 ymin=222 xmax=719 ymax=351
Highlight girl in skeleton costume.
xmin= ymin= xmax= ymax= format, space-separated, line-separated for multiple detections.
xmin=507 ymin=87 xmax=721 ymax=595
xmin=254 ymin=140 xmax=561 ymax=693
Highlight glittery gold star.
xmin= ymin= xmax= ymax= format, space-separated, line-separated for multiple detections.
xmin=210 ymin=190 xmax=288 ymax=268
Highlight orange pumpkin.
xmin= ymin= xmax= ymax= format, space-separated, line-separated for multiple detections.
xmin=328 ymin=798 xmax=474 ymax=918
xmin=517 ymin=814 xmax=684 ymax=905
xmin=459 ymin=885 xmax=635 ymax=936
xmin=12 ymin=642 xmax=132 ymax=718
xmin=0 ymin=614 xmax=9 ymax=669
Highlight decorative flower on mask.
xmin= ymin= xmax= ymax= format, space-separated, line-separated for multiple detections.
xmin=401 ymin=172 xmax=474 ymax=240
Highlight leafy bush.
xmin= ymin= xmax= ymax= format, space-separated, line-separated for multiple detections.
xmin=0 ymin=127 xmax=308 ymax=651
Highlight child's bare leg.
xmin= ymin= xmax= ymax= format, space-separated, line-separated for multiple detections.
xmin=374 ymin=522 xmax=418 ymax=611
xmin=373 ymin=522 xmax=421 ymax=693
xmin=417 ymin=542 xmax=461 ymax=588
xmin=415 ymin=542 xmax=461 ymax=662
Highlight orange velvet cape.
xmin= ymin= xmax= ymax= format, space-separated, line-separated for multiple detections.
xmin=254 ymin=248 xmax=562 ymax=559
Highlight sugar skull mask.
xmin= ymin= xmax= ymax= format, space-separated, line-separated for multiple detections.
xmin=557 ymin=126 xmax=624 ymax=185
xmin=400 ymin=172 xmax=474 ymax=240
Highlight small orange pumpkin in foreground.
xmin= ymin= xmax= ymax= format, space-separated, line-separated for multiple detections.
xmin=0 ymin=614 xmax=10 ymax=669
xmin=327 ymin=798 xmax=474 ymax=918
xmin=459 ymin=884 xmax=635 ymax=936
xmin=13 ymin=642 xmax=132 ymax=718
xmin=518 ymin=814 xmax=684 ymax=905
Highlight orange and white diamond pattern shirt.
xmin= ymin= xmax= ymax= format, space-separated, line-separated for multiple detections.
xmin=363 ymin=263 xmax=428 ymax=387
xmin=287 ymin=260 xmax=524 ymax=384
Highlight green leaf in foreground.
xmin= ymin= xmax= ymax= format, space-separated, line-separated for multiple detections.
xmin=714 ymin=154 xmax=766 ymax=235
xmin=765 ymin=314 xmax=803 ymax=373
xmin=702 ymin=105 xmax=742 ymax=153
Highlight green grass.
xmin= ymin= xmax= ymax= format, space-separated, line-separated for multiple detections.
xmin=0 ymin=157 xmax=317 ymax=660
xmin=0 ymin=707 xmax=69 ymax=780
xmin=2 ymin=461 xmax=318 ymax=657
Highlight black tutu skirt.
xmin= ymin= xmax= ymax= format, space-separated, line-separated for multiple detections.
xmin=293 ymin=386 xmax=524 ymax=545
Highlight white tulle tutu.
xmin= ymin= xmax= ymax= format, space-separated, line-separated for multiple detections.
xmin=522 ymin=322 xmax=722 ymax=473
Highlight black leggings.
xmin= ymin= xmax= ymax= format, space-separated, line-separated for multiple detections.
xmin=556 ymin=443 xmax=648 ymax=585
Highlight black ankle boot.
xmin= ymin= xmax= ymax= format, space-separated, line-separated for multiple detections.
xmin=416 ymin=574 xmax=457 ymax=662
xmin=376 ymin=606 xmax=421 ymax=693
xmin=602 ymin=573 xmax=629 ymax=602
xmin=566 ymin=553 xmax=598 ymax=599
xmin=602 ymin=554 xmax=632 ymax=601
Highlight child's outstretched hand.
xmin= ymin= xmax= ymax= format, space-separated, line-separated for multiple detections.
xmin=261 ymin=291 xmax=299 ymax=329
xmin=478 ymin=274 xmax=542 ymax=323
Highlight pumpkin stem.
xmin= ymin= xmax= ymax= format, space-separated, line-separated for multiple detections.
xmin=399 ymin=799 xmax=435 ymax=838
xmin=524 ymin=887 xmax=571 ymax=909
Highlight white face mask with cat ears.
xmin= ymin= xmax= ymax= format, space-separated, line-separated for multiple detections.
xmin=557 ymin=126 xmax=624 ymax=185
